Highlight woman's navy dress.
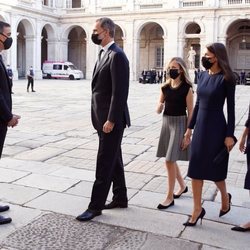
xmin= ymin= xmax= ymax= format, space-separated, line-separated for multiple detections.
xmin=244 ymin=104 xmax=250 ymax=190
xmin=187 ymin=71 xmax=235 ymax=181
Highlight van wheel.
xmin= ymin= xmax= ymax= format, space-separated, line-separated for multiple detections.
xmin=69 ymin=75 xmax=74 ymax=80
xmin=47 ymin=74 xmax=51 ymax=79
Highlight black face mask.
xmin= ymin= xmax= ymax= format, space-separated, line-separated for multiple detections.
xmin=0 ymin=33 xmax=13 ymax=50
xmin=91 ymin=33 xmax=102 ymax=45
xmin=169 ymin=69 xmax=180 ymax=79
xmin=201 ymin=56 xmax=214 ymax=70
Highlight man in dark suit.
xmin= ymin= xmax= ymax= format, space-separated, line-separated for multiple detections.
xmin=0 ymin=21 xmax=21 ymax=225
xmin=76 ymin=17 xmax=130 ymax=222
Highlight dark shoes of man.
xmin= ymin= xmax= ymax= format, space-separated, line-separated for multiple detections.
xmin=32 ymin=90 xmax=36 ymax=92
xmin=0 ymin=205 xmax=12 ymax=225
xmin=76 ymin=209 xmax=102 ymax=222
xmin=103 ymin=200 xmax=128 ymax=209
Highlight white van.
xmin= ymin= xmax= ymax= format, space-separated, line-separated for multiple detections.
xmin=42 ymin=61 xmax=84 ymax=80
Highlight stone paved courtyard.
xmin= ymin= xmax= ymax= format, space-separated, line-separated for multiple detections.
xmin=0 ymin=79 xmax=249 ymax=249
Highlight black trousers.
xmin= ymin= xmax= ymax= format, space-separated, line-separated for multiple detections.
xmin=27 ymin=77 xmax=34 ymax=90
xmin=88 ymin=128 xmax=127 ymax=211
xmin=0 ymin=124 xmax=7 ymax=158
xmin=244 ymin=140 xmax=250 ymax=190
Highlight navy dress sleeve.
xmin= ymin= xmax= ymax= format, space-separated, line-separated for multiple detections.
xmin=245 ymin=104 xmax=250 ymax=128
xmin=225 ymin=80 xmax=235 ymax=137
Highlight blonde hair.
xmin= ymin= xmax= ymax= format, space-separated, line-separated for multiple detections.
xmin=163 ymin=57 xmax=193 ymax=87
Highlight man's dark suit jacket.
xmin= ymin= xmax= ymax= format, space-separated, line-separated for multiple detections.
xmin=0 ymin=56 xmax=12 ymax=125
xmin=91 ymin=43 xmax=130 ymax=131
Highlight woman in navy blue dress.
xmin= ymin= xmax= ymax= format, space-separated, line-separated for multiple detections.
xmin=183 ymin=43 xmax=236 ymax=226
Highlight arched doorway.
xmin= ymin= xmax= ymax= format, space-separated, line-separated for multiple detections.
xmin=68 ymin=26 xmax=87 ymax=78
xmin=184 ymin=22 xmax=201 ymax=69
xmin=17 ymin=19 xmax=34 ymax=78
xmin=41 ymin=24 xmax=56 ymax=69
xmin=115 ymin=25 xmax=124 ymax=49
xmin=139 ymin=22 xmax=164 ymax=75
xmin=227 ymin=19 xmax=250 ymax=75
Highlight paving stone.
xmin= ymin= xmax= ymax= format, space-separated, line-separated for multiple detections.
xmin=46 ymin=137 xmax=90 ymax=149
xmin=181 ymin=219 xmax=250 ymax=250
xmin=2 ymin=145 xmax=30 ymax=156
xmin=140 ymin=233 xmax=200 ymax=250
xmin=13 ymin=146 xmax=67 ymax=161
xmin=0 ymin=168 xmax=30 ymax=183
xmin=0 ymin=158 xmax=62 ymax=175
xmin=14 ymin=174 xmax=79 ymax=192
xmin=95 ymin=206 xmax=188 ymax=238
xmin=0 ymin=183 xmax=46 ymax=205
xmin=25 ymin=191 xmax=88 ymax=216
xmin=49 ymin=166 xmax=95 ymax=182
xmin=125 ymin=172 xmax=153 ymax=189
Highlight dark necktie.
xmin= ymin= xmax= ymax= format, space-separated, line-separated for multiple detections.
xmin=98 ymin=49 xmax=104 ymax=64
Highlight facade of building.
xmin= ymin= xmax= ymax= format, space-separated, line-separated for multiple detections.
xmin=0 ymin=0 xmax=249 ymax=80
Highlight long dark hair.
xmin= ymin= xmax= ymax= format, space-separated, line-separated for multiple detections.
xmin=206 ymin=43 xmax=235 ymax=83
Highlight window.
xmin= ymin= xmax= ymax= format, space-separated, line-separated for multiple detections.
xmin=239 ymin=42 xmax=250 ymax=50
xmin=64 ymin=65 xmax=69 ymax=70
xmin=53 ymin=64 xmax=62 ymax=70
xmin=156 ymin=47 xmax=164 ymax=68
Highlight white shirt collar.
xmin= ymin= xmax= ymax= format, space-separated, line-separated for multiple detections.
xmin=102 ymin=41 xmax=114 ymax=53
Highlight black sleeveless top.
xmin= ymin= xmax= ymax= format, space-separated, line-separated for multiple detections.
xmin=161 ymin=82 xmax=191 ymax=116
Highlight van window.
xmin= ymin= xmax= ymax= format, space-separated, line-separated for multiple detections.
xmin=53 ymin=64 xmax=62 ymax=70
xmin=64 ymin=65 xmax=68 ymax=70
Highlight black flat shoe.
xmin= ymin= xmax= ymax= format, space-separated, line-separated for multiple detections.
xmin=104 ymin=201 xmax=128 ymax=210
xmin=0 ymin=215 xmax=12 ymax=225
xmin=183 ymin=207 xmax=206 ymax=227
xmin=76 ymin=209 xmax=102 ymax=222
xmin=157 ymin=200 xmax=174 ymax=209
xmin=174 ymin=186 xmax=188 ymax=199
xmin=231 ymin=226 xmax=250 ymax=232
xmin=0 ymin=205 xmax=9 ymax=213
xmin=219 ymin=193 xmax=232 ymax=217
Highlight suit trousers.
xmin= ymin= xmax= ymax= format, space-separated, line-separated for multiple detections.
xmin=244 ymin=141 xmax=250 ymax=190
xmin=88 ymin=128 xmax=127 ymax=211
xmin=0 ymin=124 xmax=7 ymax=158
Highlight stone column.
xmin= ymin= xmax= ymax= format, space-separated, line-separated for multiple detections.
xmin=11 ymin=28 xmax=18 ymax=80
xmin=24 ymin=35 xmax=35 ymax=77
xmin=132 ymin=38 xmax=140 ymax=81
xmin=56 ymin=38 xmax=69 ymax=61
xmin=85 ymin=36 xmax=97 ymax=79
xmin=46 ymin=39 xmax=57 ymax=61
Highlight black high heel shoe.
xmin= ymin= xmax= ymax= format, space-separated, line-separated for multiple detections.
xmin=219 ymin=193 xmax=232 ymax=217
xmin=183 ymin=207 xmax=206 ymax=227
xmin=173 ymin=186 xmax=188 ymax=199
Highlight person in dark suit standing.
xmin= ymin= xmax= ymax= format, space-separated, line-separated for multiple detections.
xmin=76 ymin=17 xmax=130 ymax=222
xmin=0 ymin=21 xmax=21 ymax=225
xmin=27 ymin=66 xmax=35 ymax=92
xmin=6 ymin=64 xmax=13 ymax=94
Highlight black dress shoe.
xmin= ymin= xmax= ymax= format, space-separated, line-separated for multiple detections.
xmin=173 ymin=186 xmax=188 ymax=199
xmin=231 ymin=226 xmax=250 ymax=232
xmin=76 ymin=209 xmax=102 ymax=222
xmin=0 ymin=205 xmax=9 ymax=213
xmin=0 ymin=215 xmax=12 ymax=225
xmin=104 ymin=201 xmax=128 ymax=209
xmin=157 ymin=200 xmax=174 ymax=209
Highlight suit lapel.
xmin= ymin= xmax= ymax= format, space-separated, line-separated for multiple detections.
xmin=93 ymin=50 xmax=112 ymax=80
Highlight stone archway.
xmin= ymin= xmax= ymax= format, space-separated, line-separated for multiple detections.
xmin=16 ymin=19 xmax=34 ymax=78
xmin=227 ymin=19 xmax=250 ymax=74
xmin=68 ymin=26 xmax=87 ymax=78
xmin=41 ymin=24 xmax=56 ymax=68
xmin=139 ymin=22 xmax=164 ymax=75
xmin=184 ymin=22 xmax=201 ymax=69
xmin=115 ymin=25 xmax=124 ymax=49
